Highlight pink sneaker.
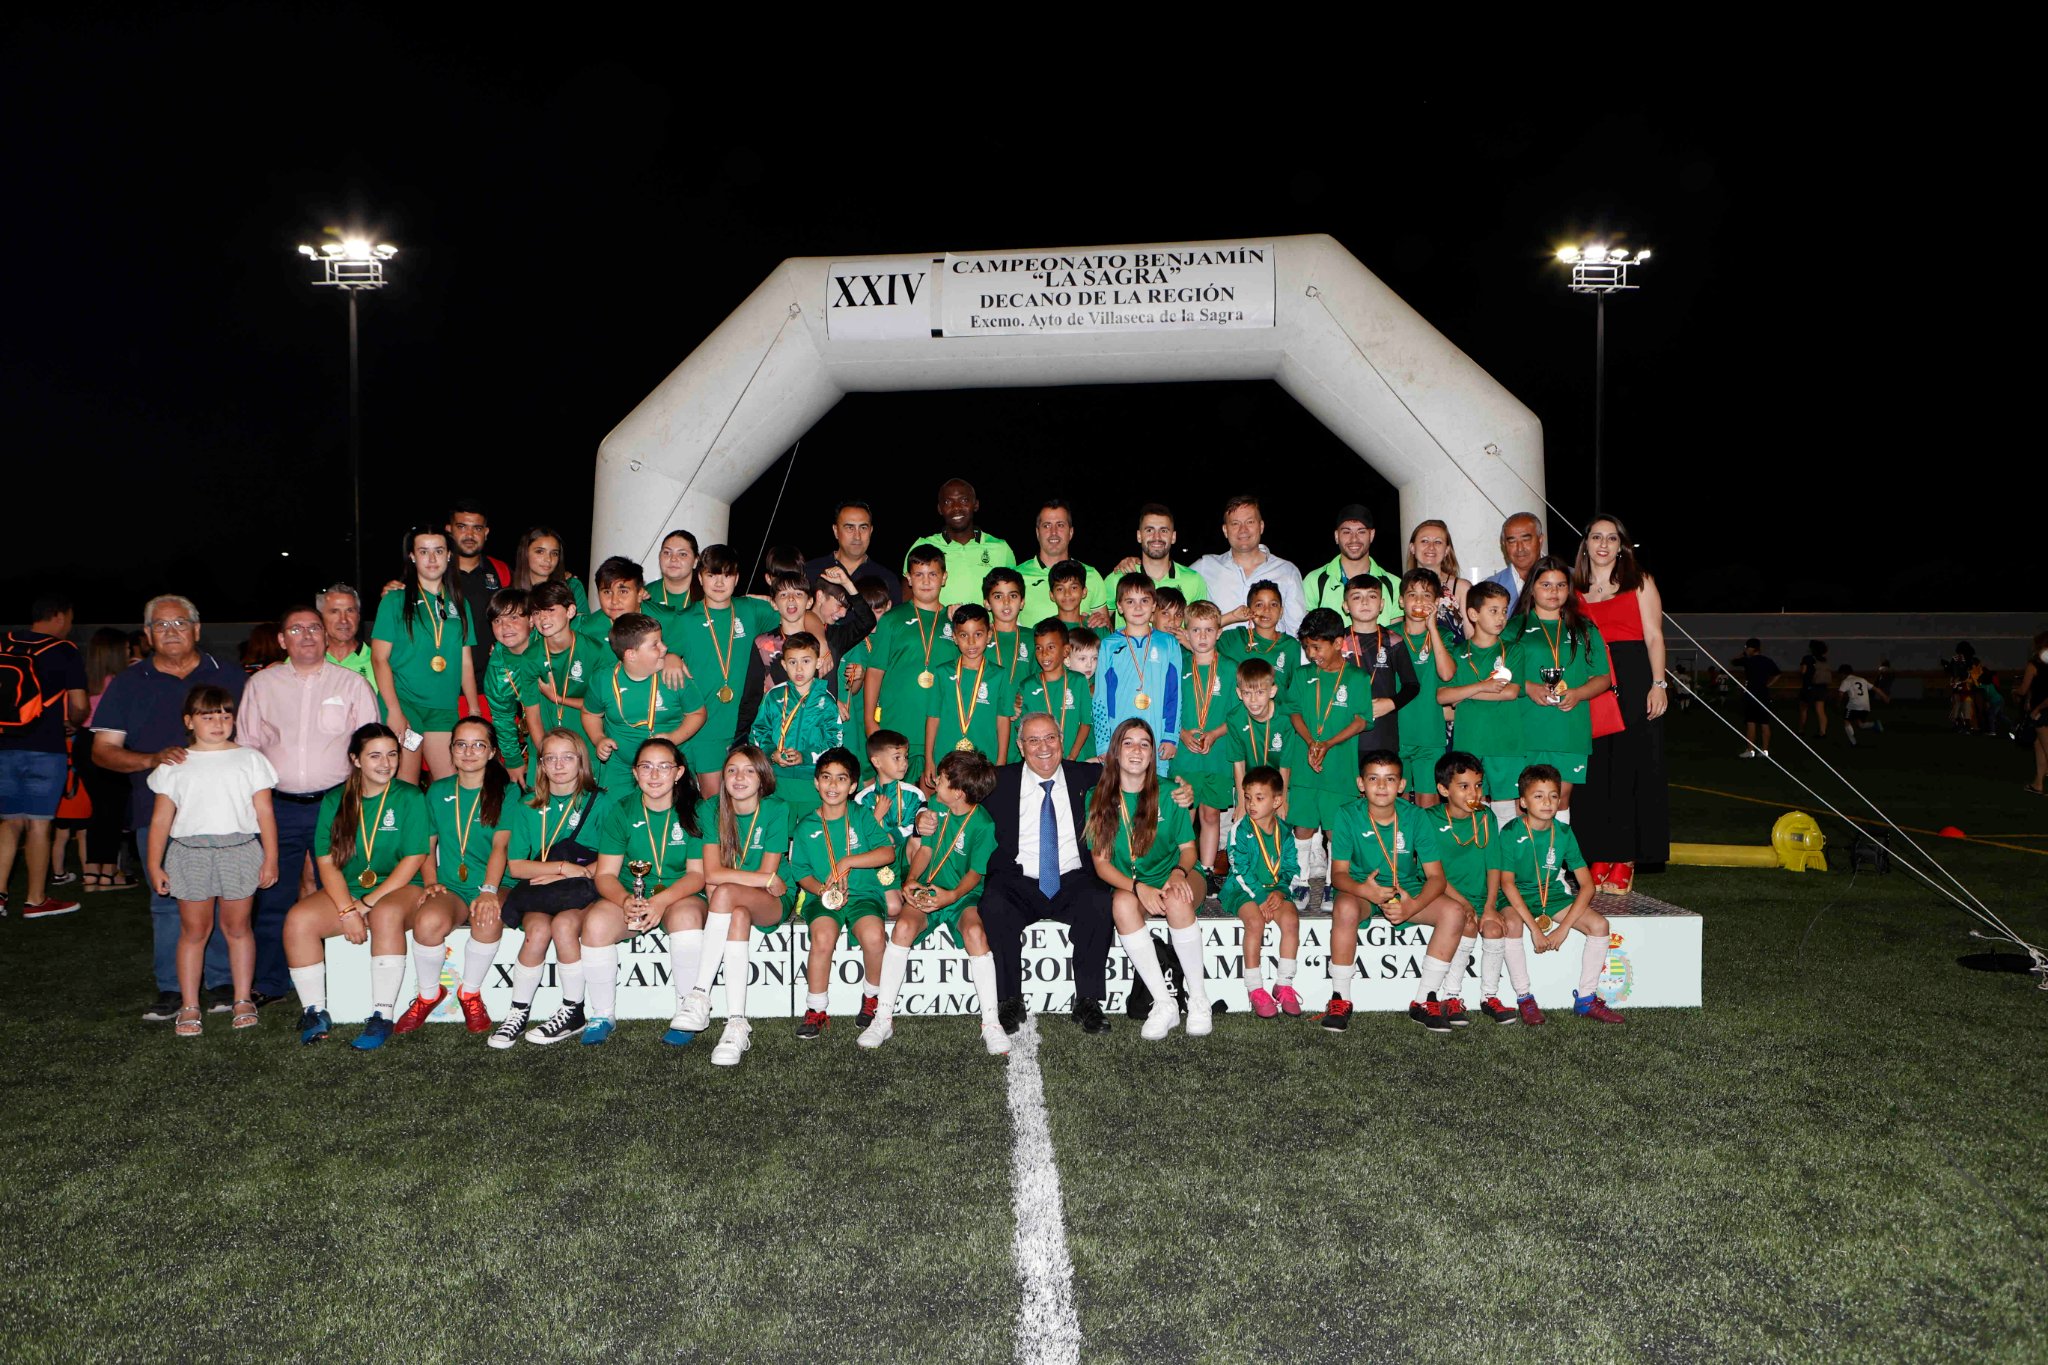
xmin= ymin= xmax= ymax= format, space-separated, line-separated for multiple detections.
xmin=1248 ymin=987 xmax=1278 ymax=1018
xmin=1275 ymin=984 xmax=1303 ymax=1016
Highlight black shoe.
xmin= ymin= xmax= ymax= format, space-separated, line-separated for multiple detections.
xmin=1321 ymin=997 xmax=1353 ymax=1032
xmin=250 ymin=989 xmax=291 ymax=1010
xmin=525 ymin=1001 xmax=586 ymax=1045
xmin=997 ymin=996 xmax=1028 ymax=1035
xmin=1409 ymin=994 xmax=1455 ymax=1033
xmin=855 ymin=993 xmax=880 ymax=1029
xmin=142 ymin=991 xmax=182 ymax=1022
xmin=1072 ymin=998 xmax=1111 ymax=1034
xmin=204 ymin=985 xmax=235 ymax=1014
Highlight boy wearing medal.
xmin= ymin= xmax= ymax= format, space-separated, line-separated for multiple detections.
xmin=530 ymin=582 xmax=599 ymax=768
xmin=1047 ymin=560 xmax=1090 ymax=628
xmin=1014 ymin=619 xmax=1092 ymax=762
xmin=1425 ymin=751 xmax=1495 ymax=1027
xmin=858 ymin=749 xmax=1003 ymax=1054
xmin=786 ymin=747 xmax=900 ymax=1040
xmin=1226 ymin=765 xmax=1302 ymax=1018
xmin=1338 ymin=577 xmax=1417 ymax=758
xmin=862 ymin=545 xmax=958 ymax=785
xmin=1441 ymin=581 xmax=1526 ymax=826
xmin=582 ymin=613 xmax=709 ymax=822
xmin=1092 ymin=574 xmax=1183 ymax=778
xmin=748 ymin=632 xmax=841 ymax=821
xmin=981 ymin=567 xmax=1031 ymax=697
xmin=482 ymin=589 xmax=545 ymax=786
xmin=1217 ymin=580 xmax=1295 ymax=693
xmin=1284 ymin=608 xmax=1373 ymax=910
xmin=1225 ymin=658 xmax=1295 ymax=815
xmin=924 ymin=604 xmax=1013 ymax=781
xmin=575 ymin=557 xmax=651 ymax=661
xmin=1397 ymin=571 xmax=1458 ymax=808
xmin=1498 ymin=763 xmax=1623 ymax=1022
xmin=1171 ymin=601 xmax=1239 ymax=892
xmin=1326 ymin=750 xmax=1457 ymax=1033
xmin=670 ymin=545 xmax=782 ymax=798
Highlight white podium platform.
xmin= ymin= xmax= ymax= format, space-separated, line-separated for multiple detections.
xmin=320 ymin=891 xmax=1699 ymax=1023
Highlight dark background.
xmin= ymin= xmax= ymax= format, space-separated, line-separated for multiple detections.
xmin=3 ymin=16 xmax=2024 ymax=624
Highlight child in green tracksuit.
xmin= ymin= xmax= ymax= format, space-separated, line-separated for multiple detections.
xmin=749 ymin=632 xmax=842 ymax=821
xmin=1227 ymin=765 xmax=1301 ymax=1019
xmin=483 ymin=588 xmax=544 ymax=786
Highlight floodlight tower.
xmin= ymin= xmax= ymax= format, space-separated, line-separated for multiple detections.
xmin=297 ymin=237 xmax=398 ymax=593
xmin=1555 ymin=243 xmax=1649 ymax=513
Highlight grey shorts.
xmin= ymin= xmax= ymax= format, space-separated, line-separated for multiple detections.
xmin=166 ymin=834 xmax=263 ymax=902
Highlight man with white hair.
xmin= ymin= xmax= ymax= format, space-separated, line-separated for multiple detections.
xmin=1483 ymin=513 xmax=1544 ymax=605
xmin=92 ymin=595 xmax=247 ymax=1021
xmin=318 ymin=584 xmax=375 ymax=691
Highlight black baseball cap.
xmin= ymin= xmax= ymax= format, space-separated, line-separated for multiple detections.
xmin=1333 ymin=503 xmax=1375 ymax=529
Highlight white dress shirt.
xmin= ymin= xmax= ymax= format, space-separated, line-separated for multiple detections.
xmin=1191 ymin=546 xmax=1308 ymax=635
xmin=1014 ymin=764 xmax=1083 ymax=877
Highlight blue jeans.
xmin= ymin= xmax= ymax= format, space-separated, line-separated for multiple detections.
xmin=252 ymin=796 xmax=324 ymax=996
xmin=153 ymin=886 xmax=230 ymax=995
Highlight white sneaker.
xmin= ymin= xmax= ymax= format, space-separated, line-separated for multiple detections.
xmin=673 ymin=988 xmax=712 ymax=1034
xmin=1736 ymin=748 xmax=1757 ymax=759
xmin=711 ymin=1017 xmax=752 ymax=1066
xmin=1141 ymin=997 xmax=1181 ymax=1041
xmin=980 ymin=1019 xmax=1010 ymax=1055
xmin=1289 ymin=877 xmax=1312 ymax=911
xmin=857 ymin=1015 xmax=894 ymax=1049
xmin=1185 ymin=995 xmax=1214 ymax=1036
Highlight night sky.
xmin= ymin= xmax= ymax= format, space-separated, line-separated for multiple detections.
xmin=4 ymin=20 xmax=2017 ymax=625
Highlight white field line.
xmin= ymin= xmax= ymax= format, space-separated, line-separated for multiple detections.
xmin=1006 ymin=1018 xmax=1081 ymax=1365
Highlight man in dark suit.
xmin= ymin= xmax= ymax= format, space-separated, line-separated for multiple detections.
xmin=978 ymin=712 xmax=1116 ymax=1034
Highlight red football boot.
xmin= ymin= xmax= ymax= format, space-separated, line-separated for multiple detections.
xmin=392 ymin=989 xmax=445 ymax=1035
xmin=456 ymin=988 xmax=494 ymax=1033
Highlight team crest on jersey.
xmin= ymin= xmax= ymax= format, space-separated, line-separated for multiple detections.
xmin=941 ymin=622 xmax=954 ymax=640
xmin=566 ymin=810 xmax=582 ymax=828
xmin=1394 ymin=830 xmax=1406 ymax=853
xmin=847 ymin=829 xmax=862 ymax=849
xmin=382 ymin=811 xmax=397 ymax=829
xmin=570 ymin=662 xmax=584 ymax=680
xmin=1335 ymin=685 xmax=1349 ymax=705
xmin=1546 ymin=847 xmax=1557 ymax=867
xmin=975 ymin=682 xmax=989 ymax=702
xmin=951 ymin=832 xmax=968 ymax=854
xmin=670 ymin=825 xmax=686 ymax=843
xmin=1268 ymin=732 xmax=1284 ymax=752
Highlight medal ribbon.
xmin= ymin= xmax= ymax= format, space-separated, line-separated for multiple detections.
xmin=546 ymin=635 xmax=578 ymax=714
xmin=820 ymin=814 xmax=844 ymax=882
xmin=1369 ymin=815 xmax=1402 ymax=894
xmin=613 ymin=666 xmax=658 ymax=731
xmin=538 ymin=793 xmax=580 ymax=860
xmin=1249 ymin=816 xmax=1283 ymax=883
xmin=1313 ymin=667 xmax=1345 ymax=737
xmin=1449 ymin=812 xmax=1491 ymax=848
xmin=1191 ymin=660 xmax=1215 ymax=731
xmin=641 ymin=799 xmax=675 ymax=885
xmin=357 ymin=784 xmax=393 ymax=876
xmin=453 ymin=782 xmax=480 ymax=871
xmin=913 ymin=607 xmax=942 ymax=671
xmin=735 ymin=803 xmax=763 ymax=870
xmin=703 ymin=603 xmax=738 ymax=697
xmin=919 ymin=810 xmax=966 ymax=889
xmin=1539 ymin=619 xmax=1565 ymax=676
xmin=775 ymin=686 xmax=802 ymax=752
xmin=419 ymin=587 xmax=448 ymax=656
xmin=1531 ymin=821 xmax=1557 ymax=911
xmin=953 ymin=659 xmax=986 ymax=740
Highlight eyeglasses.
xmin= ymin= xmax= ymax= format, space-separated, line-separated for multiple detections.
xmin=284 ymin=624 xmax=326 ymax=637
xmin=635 ymin=762 xmax=679 ymax=775
xmin=1021 ymin=735 xmax=1062 ymax=749
xmin=452 ymin=740 xmax=492 ymax=753
xmin=149 ymin=618 xmax=195 ymax=632
xmin=540 ymin=754 xmax=579 ymax=767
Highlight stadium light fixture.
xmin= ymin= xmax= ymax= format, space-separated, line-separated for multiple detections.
xmin=296 ymin=233 xmax=398 ymax=591
xmin=1554 ymin=241 xmax=1651 ymax=511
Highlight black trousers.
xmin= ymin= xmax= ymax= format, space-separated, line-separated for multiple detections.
xmin=978 ymin=868 xmax=1113 ymax=1003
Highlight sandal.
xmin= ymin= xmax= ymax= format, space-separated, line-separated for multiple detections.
xmin=231 ymin=1000 xmax=260 ymax=1030
xmin=2026 ymin=785 xmax=2045 ymax=797
xmin=93 ymin=871 xmax=138 ymax=893
xmin=80 ymin=872 xmax=105 ymax=891
xmin=175 ymin=1006 xmax=203 ymax=1038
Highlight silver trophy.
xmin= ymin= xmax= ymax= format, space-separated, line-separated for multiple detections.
xmin=625 ymin=859 xmax=654 ymax=900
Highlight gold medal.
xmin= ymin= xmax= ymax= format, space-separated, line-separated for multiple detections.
xmin=1535 ymin=914 xmax=1556 ymax=934
xmin=821 ymin=885 xmax=847 ymax=911
xmin=358 ymin=869 xmax=378 ymax=889
xmin=876 ymin=866 xmax=896 ymax=886
xmin=917 ymin=670 xmax=935 ymax=689
xmin=430 ymin=654 xmax=447 ymax=673
xmin=1134 ymin=692 xmax=1151 ymax=710
xmin=717 ymin=684 xmax=734 ymax=704
xmin=955 ymin=737 xmax=976 ymax=752
xmin=457 ymin=863 xmax=469 ymax=881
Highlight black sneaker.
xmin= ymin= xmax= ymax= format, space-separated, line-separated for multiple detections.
xmin=490 ymin=1002 xmax=532 ymax=1051
xmin=142 ymin=991 xmax=182 ymax=1022
xmin=1479 ymin=996 xmax=1520 ymax=1024
xmin=855 ymin=993 xmax=880 ymax=1029
xmin=250 ymin=989 xmax=291 ymax=1010
xmin=1409 ymin=994 xmax=1455 ymax=1033
xmin=796 ymin=1008 xmax=828 ymax=1040
xmin=204 ymin=986 xmax=235 ymax=1014
xmin=1321 ymin=997 xmax=1352 ymax=1032
xmin=525 ymin=1000 xmax=586 ymax=1045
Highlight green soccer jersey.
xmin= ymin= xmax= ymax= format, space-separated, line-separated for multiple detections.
xmin=1395 ymin=625 xmax=1448 ymax=753
xmin=586 ymin=664 xmax=709 ymax=794
xmin=1448 ymin=638 xmax=1524 ymax=762
xmin=1513 ymin=617 xmax=1609 ymax=757
xmin=596 ymin=796 xmax=705 ymax=893
xmin=1218 ymin=628 xmax=1296 ymax=691
xmin=668 ymin=597 xmax=782 ymax=772
xmin=1018 ymin=558 xmax=1108 ymax=626
xmin=1012 ymin=669 xmax=1091 ymax=761
xmin=1498 ymin=816 xmax=1585 ymax=916
xmin=854 ymin=778 xmax=926 ymax=848
xmin=1430 ymin=806 xmax=1499 ymax=908
xmin=699 ymin=794 xmax=794 ymax=874
xmin=925 ymin=657 xmax=1012 ymax=763
xmin=1170 ymin=655 xmax=1240 ymax=779
xmin=507 ymin=789 xmax=600 ymax=864
xmin=571 ymin=609 xmax=628 ymax=663
xmin=869 ymin=602 xmax=959 ymax=752
xmin=484 ymin=638 xmax=544 ymax=774
xmin=1329 ymin=798 xmax=1442 ymax=899
xmin=909 ymin=804 xmax=996 ymax=908
xmin=1088 ymin=788 xmax=1196 ymax=889
xmin=1224 ymin=702 xmax=1296 ymax=775
xmin=985 ymin=628 xmax=1032 ymax=697
xmin=904 ymin=532 xmax=1017 ymax=607
xmin=424 ymin=776 xmax=520 ymax=900
xmin=370 ymin=586 xmax=476 ymax=718
xmin=1284 ymin=662 xmax=1373 ymax=794
xmin=535 ymin=634 xmax=600 ymax=761
xmin=314 ymin=782 xmax=430 ymax=888
xmin=788 ymin=804 xmax=898 ymax=898
xmin=1225 ymin=815 xmax=1298 ymax=904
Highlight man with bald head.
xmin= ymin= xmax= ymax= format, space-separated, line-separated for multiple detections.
xmin=902 ymin=478 xmax=1015 ymax=608
xmin=1483 ymin=512 xmax=1544 ymax=604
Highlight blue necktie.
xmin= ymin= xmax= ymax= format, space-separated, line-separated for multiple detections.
xmin=1038 ymin=779 xmax=1061 ymax=900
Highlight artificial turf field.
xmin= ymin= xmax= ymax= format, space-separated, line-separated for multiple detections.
xmin=3 ymin=698 xmax=2044 ymax=1363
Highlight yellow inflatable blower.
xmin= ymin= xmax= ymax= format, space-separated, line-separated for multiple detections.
xmin=1670 ymin=812 xmax=1828 ymax=873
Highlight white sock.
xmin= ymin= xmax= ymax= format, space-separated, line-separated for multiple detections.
xmin=723 ymin=938 xmax=750 ymax=1018
xmin=1243 ymin=963 xmax=1264 ymax=992
xmin=410 ymin=944 xmax=445 ymax=1000
xmin=1417 ymin=955 xmax=1450 ymax=1004
xmin=861 ymin=976 xmax=879 ymax=998
xmin=1294 ymin=836 xmax=1317 ymax=881
xmin=1276 ymin=956 xmax=1297 ymax=983
xmin=696 ymin=913 xmax=733 ymax=992
xmin=461 ymin=937 xmax=496 ymax=993
xmin=1444 ymin=935 xmax=1477 ymax=1001
xmin=669 ymin=929 xmax=705 ymax=1011
xmin=1489 ymin=799 xmax=1520 ymax=828
xmin=968 ymin=953 xmax=1000 ymax=1026
xmin=805 ymin=991 xmax=828 ymax=1012
xmin=1504 ymin=937 xmax=1532 ymax=997
xmin=1120 ymin=930 xmax=1171 ymax=1006
xmin=1330 ymin=961 xmax=1357 ymax=1003
xmin=1169 ymin=924 xmax=1207 ymax=1000
xmin=1579 ymin=929 xmax=1607 ymax=995
xmin=510 ymin=961 xmax=543 ymax=1007
xmin=1481 ymin=939 xmax=1505 ymax=996
xmin=289 ymin=964 xmax=326 ymax=1011
xmin=370 ymin=955 xmax=404 ymax=1015
xmin=584 ymin=944 xmax=618 ymax=1020
xmin=1556 ymin=807 xmax=1572 ymax=825
xmin=559 ymin=959 xmax=585 ymax=1004
xmin=875 ymin=942 xmax=910 ymax=1018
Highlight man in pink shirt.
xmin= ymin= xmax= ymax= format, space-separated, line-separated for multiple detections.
xmin=235 ymin=604 xmax=379 ymax=1005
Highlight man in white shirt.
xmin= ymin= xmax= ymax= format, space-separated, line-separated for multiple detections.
xmin=235 ymin=605 xmax=379 ymax=1003
xmin=1191 ymin=494 xmax=1308 ymax=636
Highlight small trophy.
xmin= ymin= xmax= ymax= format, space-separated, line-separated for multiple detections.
xmin=1541 ymin=666 xmax=1567 ymax=704
xmin=625 ymin=859 xmax=654 ymax=901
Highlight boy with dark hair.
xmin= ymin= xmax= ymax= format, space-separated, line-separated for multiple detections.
xmin=1441 ymin=581 xmax=1525 ymax=826
xmin=786 ymin=747 xmax=901 ymax=1039
xmin=1064 ymin=626 xmax=1100 ymax=680
xmin=749 ymin=632 xmax=841 ymax=820
xmin=924 ymin=604 xmax=1012 ymax=778
xmin=1396 ymin=570 xmax=1456 ymax=807
xmin=1339 ymin=576 xmax=1417 ymax=759
xmin=863 ymin=544 xmax=958 ymax=784
xmin=981 ymin=566 xmax=1030 ymax=694
xmin=1326 ymin=749 xmax=1462 ymax=1033
xmin=1015 ymin=619 xmax=1092 ymax=761
xmin=577 ymin=557 xmax=650 ymax=658
xmin=1217 ymin=580 xmax=1294 ymax=691
xmin=1497 ymin=763 xmax=1622 ymax=1023
xmin=1227 ymin=765 xmax=1300 ymax=1017
xmin=583 ymin=612 xmax=708 ymax=817
xmin=1093 ymin=574 xmax=1183 ymax=776
xmin=1284 ymin=608 xmax=1372 ymax=907
xmin=1047 ymin=560 xmax=1090 ymax=628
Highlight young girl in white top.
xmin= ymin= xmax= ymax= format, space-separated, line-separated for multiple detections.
xmin=145 ymin=685 xmax=281 ymax=1036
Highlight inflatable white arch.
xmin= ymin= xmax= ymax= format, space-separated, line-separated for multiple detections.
xmin=593 ymin=234 xmax=1540 ymax=574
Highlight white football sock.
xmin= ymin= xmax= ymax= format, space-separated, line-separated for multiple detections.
xmin=1293 ymin=836 xmax=1318 ymax=881
xmin=967 ymin=952 xmax=1000 ymax=1026
xmin=289 ymin=964 xmax=326 ymax=1011
xmin=1489 ymin=799 xmax=1519 ymax=828
xmin=1169 ymin=924 xmax=1207 ymax=1000
xmin=1481 ymin=939 xmax=1505 ymax=996
xmin=559 ymin=959 xmax=586 ymax=1004
xmin=1330 ymin=961 xmax=1357 ymax=1003
xmin=510 ymin=961 xmax=543 ymax=1007
xmin=1579 ymin=929 xmax=1607 ymax=995
xmin=669 ymin=929 xmax=704 ymax=1010
xmin=696 ymin=912 xmax=733 ymax=992
xmin=410 ymin=944 xmax=444 ymax=1000
xmin=1504 ymin=937 xmax=1532 ymax=997
xmin=1555 ymin=807 xmax=1572 ymax=825
xmin=805 ymin=991 xmax=828 ymax=1012
xmin=1275 ymin=956 xmax=1297 ymax=983
xmin=875 ymin=942 xmax=910 ymax=1017
xmin=370 ymin=955 xmax=404 ymax=1015
xmin=1444 ymin=935 xmax=1477 ymax=1000
xmin=1120 ymin=930 xmax=1171 ymax=1006
xmin=461 ymin=937 xmax=496 ymax=992
xmin=1416 ymin=956 xmax=1450 ymax=1004
xmin=583 ymin=944 xmax=618 ymax=1020
xmin=722 ymin=938 xmax=750 ymax=1018
xmin=1243 ymin=964 xmax=1264 ymax=992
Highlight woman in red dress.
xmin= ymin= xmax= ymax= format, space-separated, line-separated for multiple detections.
xmin=1571 ymin=515 xmax=1670 ymax=892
